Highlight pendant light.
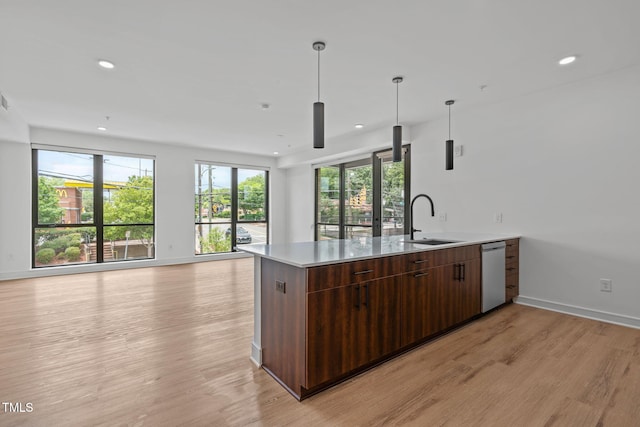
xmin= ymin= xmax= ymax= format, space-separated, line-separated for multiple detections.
xmin=313 ymin=41 xmax=326 ymax=149
xmin=445 ymin=99 xmax=455 ymax=170
xmin=392 ymin=76 xmax=403 ymax=162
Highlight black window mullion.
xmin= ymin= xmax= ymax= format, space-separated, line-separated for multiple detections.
xmin=231 ymin=167 xmax=238 ymax=251
xmin=265 ymin=170 xmax=269 ymax=244
xmin=403 ymin=145 xmax=411 ymax=235
xmin=338 ymin=164 xmax=345 ymax=240
xmin=94 ymin=155 xmax=104 ymax=263
xmin=372 ymin=152 xmax=382 ymax=237
xmin=31 ymin=149 xmax=39 ymax=268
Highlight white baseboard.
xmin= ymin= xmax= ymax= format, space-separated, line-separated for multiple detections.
xmin=0 ymin=252 xmax=251 ymax=281
xmin=516 ymin=295 xmax=640 ymax=330
xmin=250 ymin=341 xmax=262 ymax=367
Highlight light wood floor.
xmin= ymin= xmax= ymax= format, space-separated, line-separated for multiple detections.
xmin=1 ymin=259 xmax=639 ymax=426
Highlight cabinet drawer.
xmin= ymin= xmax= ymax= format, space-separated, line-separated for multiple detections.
xmin=506 ymin=266 xmax=519 ymax=285
xmin=505 ymin=239 xmax=519 ymax=258
xmin=401 ymin=251 xmax=433 ymax=272
xmin=432 ymin=244 xmax=481 ymax=266
xmin=307 ymin=257 xmax=397 ymax=292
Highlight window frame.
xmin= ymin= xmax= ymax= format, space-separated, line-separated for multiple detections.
xmin=194 ymin=162 xmax=269 ymax=255
xmin=31 ymin=147 xmax=156 ymax=268
xmin=314 ymin=145 xmax=410 ymax=241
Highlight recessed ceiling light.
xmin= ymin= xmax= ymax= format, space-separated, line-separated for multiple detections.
xmin=558 ymin=55 xmax=577 ymax=66
xmin=98 ymin=59 xmax=115 ymax=69
xmin=273 ymin=151 xmax=279 ymax=155
xmin=97 ymin=126 xmax=107 ymax=131
xmin=355 ymin=124 xmax=364 ymax=129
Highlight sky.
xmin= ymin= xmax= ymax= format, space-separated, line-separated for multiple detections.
xmin=38 ymin=150 xmax=154 ymax=183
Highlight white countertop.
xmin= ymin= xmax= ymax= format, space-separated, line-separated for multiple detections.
xmin=239 ymin=232 xmax=520 ymax=268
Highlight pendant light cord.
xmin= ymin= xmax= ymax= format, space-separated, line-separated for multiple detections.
xmin=448 ymin=104 xmax=451 ymax=139
xmin=396 ymin=80 xmax=399 ymax=125
xmin=317 ymin=49 xmax=321 ymax=102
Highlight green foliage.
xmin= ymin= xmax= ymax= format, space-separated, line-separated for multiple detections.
xmin=38 ymin=177 xmax=64 ymax=224
xmin=40 ymin=237 xmax=67 ymax=253
xmin=382 ymin=161 xmax=405 ymax=222
xmin=81 ymin=190 xmax=94 ymax=222
xmin=318 ymin=167 xmax=340 ymax=223
xmin=36 ymin=227 xmax=95 ymax=243
xmin=238 ymin=174 xmax=266 ymax=219
xmin=199 ymin=227 xmax=231 ymax=253
xmin=64 ymin=246 xmax=81 ymax=262
xmin=35 ymin=248 xmax=56 ymax=264
xmin=103 ymin=176 xmax=154 ymax=245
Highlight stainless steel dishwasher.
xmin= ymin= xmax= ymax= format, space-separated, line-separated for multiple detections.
xmin=482 ymin=241 xmax=506 ymax=312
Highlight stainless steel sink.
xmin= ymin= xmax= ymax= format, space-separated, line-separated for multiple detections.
xmin=403 ymin=238 xmax=459 ymax=245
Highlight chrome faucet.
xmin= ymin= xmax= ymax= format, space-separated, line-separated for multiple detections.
xmin=410 ymin=194 xmax=435 ymax=240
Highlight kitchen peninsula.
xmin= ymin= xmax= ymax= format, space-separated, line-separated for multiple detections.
xmin=241 ymin=232 xmax=520 ymax=400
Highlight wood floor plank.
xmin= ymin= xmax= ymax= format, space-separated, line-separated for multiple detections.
xmin=2 ymin=259 xmax=640 ymax=426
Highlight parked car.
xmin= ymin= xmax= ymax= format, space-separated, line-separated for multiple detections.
xmin=225 ymin=226 xmax=252 ymax=244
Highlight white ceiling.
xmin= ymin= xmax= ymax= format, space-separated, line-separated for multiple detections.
xmin=1 ymin=0 xmax=639 ymax=158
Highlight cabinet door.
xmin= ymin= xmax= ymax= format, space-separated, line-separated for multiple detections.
xmin=401 ymin=269 xmax=443 ymax=346
xmin=306 ymin=276 xmax=402 ymax=388
xmin=306 ymin=284 xmax=362 ymax=388
xmin=362 ymin=275 xmax=402 ymax=362
xmin=433 ymin=260 xmax=481 ymax=329
xmin=456 ymin=258 xmax=481 ymax=322
xmin=433 ymin=264 xmax=459 ymax=330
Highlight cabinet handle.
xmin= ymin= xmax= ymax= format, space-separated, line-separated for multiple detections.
xmin=507 ymin=267 xmax=517 ymax=271
xmin=363 ymin=284 xmax=369 ymax=307
xmin=353 ymin=269 xmax=374 ymax=276
xmin=354 ymin=285 xmax=361 ymax=309
xmin=414 ymin=272 xmax=429 ymax=278
xmin=507 ymin=255 xmax=516 ymax=259
xmin=413 ymin=259 xmax=429 ymax=264
xmin=460 ymin=263 xmax=465 ymax=281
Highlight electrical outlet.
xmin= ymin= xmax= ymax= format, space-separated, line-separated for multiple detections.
xmin=454 ymin=145 xmax=463 ymax=157
xmin=276 ymin=280 xmax=286 ymax=294
xmin=439 ymin=212 xmax=447 ymax=222
xmin=600 ymin=279 xmax=612 ymax=292
xmin=494 ymin=213 xmax=503 ymax=223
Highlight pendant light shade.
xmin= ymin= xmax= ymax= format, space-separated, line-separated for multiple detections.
xmin=314 ymin=101 xmax=324 ymax=149
xmin=313 ymin=41 xmax=326 ymax=149
xmin=392 ymin=77 xmax=403 ymax=162
xmin=445 ymin=100 xmax=455 ymax=170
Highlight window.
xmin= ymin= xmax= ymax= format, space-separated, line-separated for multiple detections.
xmin=32 ymin=149 xmax=155 ymax=267
xmin=195 ymin=163 xmax=268 ymax=254
xmin=315 ymin=146 xmax=410 ymax=240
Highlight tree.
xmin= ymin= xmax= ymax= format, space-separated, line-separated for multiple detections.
xmin=238 ymin=174 xmax=265 ymax=220
xmin=199 ymin=227 xmax=231 ymax=253
xmin=382 ymin=161 xmax=405 ymax=223
xmin=103 ymin=176 xmax=154 ymax=256
xmin=38 ymin=177 xmax=64 ymax=224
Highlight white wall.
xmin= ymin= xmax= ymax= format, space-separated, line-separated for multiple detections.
xmin=285 ymin=164 xmax=315 ymax=242
xmin=0 ymin=127 xmax=286 ymax=279
xmin=410 ymin=64 xmax=640 ymax=322
xmin=282 ymin=64 xmax=640 ymax=325
xmin=0 ymin=107 xmax=31 ymax=278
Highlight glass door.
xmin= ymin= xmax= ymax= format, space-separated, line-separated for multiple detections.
xmin=378 ymin=150 xmax=408 ymax=237
xmin=344 ymin=159 xmax=373 ymax=239
xmin=315 ymin=145 xmax=410 ymax=241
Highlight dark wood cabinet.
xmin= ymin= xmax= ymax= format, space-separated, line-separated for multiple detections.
xmin=261 ymin=242 xmax=490 ymax=400
xmin=505 ymin=239 xmax=520 ymax=301
xmin=401 ymin=248 xmax=481 ymax=348
xmin=401 ymin=268 xmax=442 ymax=346
xmin=306 ymin=275 xmax=402 ymax=388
